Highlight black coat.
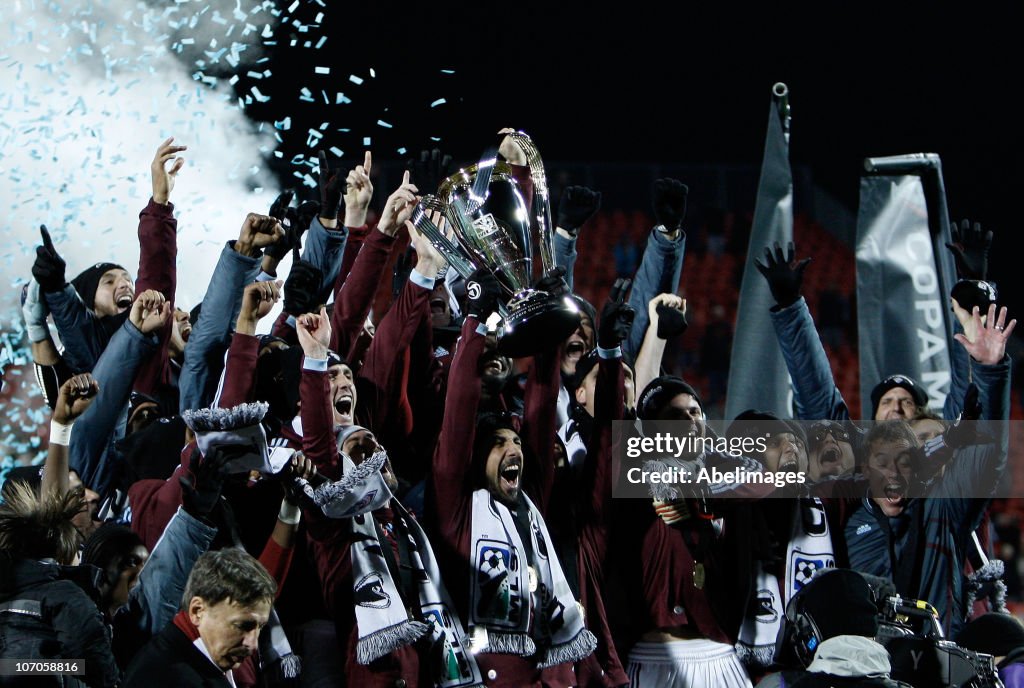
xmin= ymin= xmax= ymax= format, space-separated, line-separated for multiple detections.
xmin=0 ymin=556 xmax=120 ymax=688
xmin=123 ymin=622 xmax=231 ymax=688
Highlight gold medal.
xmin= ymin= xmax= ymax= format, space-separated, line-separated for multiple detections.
xmin=528 ymin=565 xmax=539 ymax=593
xmin=692 ymin=562 xmax=706 ymax=590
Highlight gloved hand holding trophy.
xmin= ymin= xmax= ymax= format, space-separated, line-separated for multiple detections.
xmin=410 ymin=129 xmax=581 ymax=357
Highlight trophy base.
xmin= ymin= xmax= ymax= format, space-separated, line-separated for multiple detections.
xmin=497 ymin=289 xmax=581 ymax=358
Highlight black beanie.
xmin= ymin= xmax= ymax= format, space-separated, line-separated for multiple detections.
xmin=956 ymin=612 xmax=1024 ymax=658
xmin=726 ymin=409 xmax=800 ymax=447
xmin=637 ymin=375 xmax=702 ymax=420
xmin=788 ymin=568 xmax=879 ymax=641
xmin=870 ymin=374 xmax=928 ymax=418
xmin=571 ymin=295 xmax=597 ymax=334
xmin=71 ymin=262 xmax=127 ymax=311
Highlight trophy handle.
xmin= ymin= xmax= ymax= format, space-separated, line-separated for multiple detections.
xmin=411 ymin=198 xmax=512 ymax=322
xmin=504 ymin=131 xmax=555 ymax=278
xmin=411 ymin=198 xmax=478 ymax=279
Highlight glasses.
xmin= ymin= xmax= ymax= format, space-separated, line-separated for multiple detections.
xmin=810 ymin=421 xmax=850 ymax=444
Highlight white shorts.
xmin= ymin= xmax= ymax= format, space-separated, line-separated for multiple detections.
xmin=627 ymin=639 xmax=752 ymax=688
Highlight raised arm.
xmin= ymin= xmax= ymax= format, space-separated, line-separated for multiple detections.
xmin=330 ymin=172 xmax=417 ymax=357
xmin=214 ymin=280 xmax=283 ymax=409
xmin=43 ymin=373 xmax=100 ymax=498
xmin=177 ymin=214 xmax=279 ymax=412
xmin=296 ymin=307 xmax=341 ymax=479
xmin=624 ymin=178 xmax=687 ymax=357
xmin=356 ymin=218 xmax=446 ymax=432
xmin=132 ymin=138 xmax=185 ymax=396
xmin=552 ymin=186 xmax=602 ymax=290
xmin=68 ymin=292 xmax=167 ymax=499
xmin=760 ymin=241 xmax=851 ymax=421
xmin=432 ymin=270 xmax=500 ymax=537
xmin=33 ymin=226 xmax=106 ymax=372
xmin=634 ymin=293 xmax=686 ymax=395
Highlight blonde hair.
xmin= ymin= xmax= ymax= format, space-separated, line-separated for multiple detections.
xmin=0 ymin=483 xmax=86 ymax=565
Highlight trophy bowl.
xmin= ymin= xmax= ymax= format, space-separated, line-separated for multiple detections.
xmin=437 ymin=161 xmax=581 ymax=357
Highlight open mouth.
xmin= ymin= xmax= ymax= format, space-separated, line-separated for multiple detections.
xmin=565 ymin=340 xmax=585 ymax=359
xmin=818 ymin=445 xmax=841 ymax=468
xmin=430 ymin=297 xmax=448 ymax=315
xmin=500 ymin=460 xmax=521 ymax=492
xmin=334 ymin=395 xmax=353 ymax=416
xmin=116 ymin=292 xmax=134 ymax=308
xmin=883 ymin=482 xmax=906 ymax=504
xmin=180 ymin=323 xmax=192 ymax=340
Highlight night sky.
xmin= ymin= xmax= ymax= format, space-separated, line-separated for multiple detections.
xmin=232 ymin=4 xmax=1023 ymax=311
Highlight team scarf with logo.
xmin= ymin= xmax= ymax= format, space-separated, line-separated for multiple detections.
xmin=736 ymin=497 xmax=835 ymax=669
xmin=468 ymin=489 xmax=596 ymax=667
xmin=307 ymin=450 xmax=482 ymax=686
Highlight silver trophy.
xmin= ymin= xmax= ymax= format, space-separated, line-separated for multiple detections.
xmin=410 ymin=132 xmax=580 ymax=357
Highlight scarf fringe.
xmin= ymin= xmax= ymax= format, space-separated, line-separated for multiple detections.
xmin=356 ymin=619 xmax=431 ymax=665
xmin=538 ymin=629 xmax=597 ymax=668
xmin=643 ymin=460 xmax=683 ymax=501
xmin=966 ymin=559 xmax=1008 ymax=614
xmin=313 ymin=450 xmax=388 ymax=508
xmin=735 ymin=642 xmax=776 ymax=669
xmin=182 ymin=402 xmax=269 ymax=431
xmin=276 ymin=653 xmax=302 ymax=680
xmin=484 ymin=631 xmax=537 ymax=656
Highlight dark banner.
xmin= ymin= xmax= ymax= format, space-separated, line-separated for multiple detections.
xmin=726 ymin=83 xmax=794 ymax=421
xmin=855 ymin=155 xmax=959 ymax=418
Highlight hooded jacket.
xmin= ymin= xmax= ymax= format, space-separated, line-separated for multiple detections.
xmin=0 ymin=556 xmax=121 ymax=688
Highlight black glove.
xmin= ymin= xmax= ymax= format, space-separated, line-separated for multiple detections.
xmin=407 ymin=149 xmax=453 ymax=196
xmin=264 ymin=190 xmax=301 ymax=261
xmin=317 ymin=150 xmax=345 ymax=220
xmin=290 ymin=199 xmax=322 ymax=233
xmin=32 ymin=226 xmax=67 ymax=293
xmin=652 ymin=178 xmax=689 ymax=232
xmin=535 ymin=267 xmax=570 ymax=299
xmin=944 ymin=383 xmax=986 ymax=449
xmin=945 ymin=219 xmax=992 ymax=281
xmin=465 ymin=268 xmax=502 ymax=321
xmin=557 ymin=186 xmax=602 ymax=235
xmin=180 ymin=445 xmax=234 ymax=519
xmin=283 ymin=259 xmax=324 ymax=316
xmin=755 ymin=241 xmax=811 ymax=308
xmin=656 ymin=303 xmax=688 ymax=339
xmin=598 ymin=278 xmax=635 ymax=349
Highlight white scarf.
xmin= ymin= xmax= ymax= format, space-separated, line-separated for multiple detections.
xmin=308 ymin=451 xmax=483 ymax=686
xmin=468 ymin=489 xmax=596 ymax=668
xmin=736 ymin=497 xmax=835 ymax=669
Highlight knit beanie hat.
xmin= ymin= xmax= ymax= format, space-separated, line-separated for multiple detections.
xmin=71 ymin=262 xmax=126 ymax=310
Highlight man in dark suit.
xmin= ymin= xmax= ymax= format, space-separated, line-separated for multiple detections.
xmin=124 ymin=548 xmax=276 ymax=687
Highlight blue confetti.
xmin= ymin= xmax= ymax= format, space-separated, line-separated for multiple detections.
xmin=377 ymin=120 xmax=392 ymax=129
xmin=349 ymin=75 xmax=363 ymax=85
xmin=431 ymin=98 xmax=446 ymax=107
xmin=315 ymin=66 xmax=330 ymax=75
xmin=363 ymin=137 xmax=371 ymax=146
